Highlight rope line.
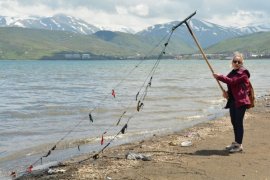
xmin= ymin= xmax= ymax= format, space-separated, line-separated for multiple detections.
xmin=79 ymin=28 xmax=179 ymax=162
xmin=17 ymin=32 xmax=170 ymax=175
xmin=13 ymin=14 xmax=189 ymax=177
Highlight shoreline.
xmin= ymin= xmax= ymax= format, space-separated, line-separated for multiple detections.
xmin=16 ymin=95 xmax=270 ymax=179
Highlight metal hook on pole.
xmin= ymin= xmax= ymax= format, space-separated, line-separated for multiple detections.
xmin=172 ymin=11 xmax=197 ymax=31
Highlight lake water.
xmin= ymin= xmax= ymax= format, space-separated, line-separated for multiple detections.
xmin=0 ymin=59 xmax=269 ymax=179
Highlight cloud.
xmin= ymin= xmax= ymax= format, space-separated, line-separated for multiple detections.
xmin=207 ymin=10 xmax=268 ymax=27
xmin=0 ymin=0 xmax=269 ymax=31
xmin=129 ymin=4 xmax=149 ymax=17
xmin=115 ymin=6 xmax=128 ymax=15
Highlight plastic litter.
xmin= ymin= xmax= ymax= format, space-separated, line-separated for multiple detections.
xmin=47 ymin=168 xmax=66 ymax=174
xmin=181 ymin=141 xmax=192 ymax=147
xmin=125 ymin=152 xmax=151 ymax=161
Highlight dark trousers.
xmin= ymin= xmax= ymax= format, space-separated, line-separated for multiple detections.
xmin=229 ymin=101 xmax=247 ymax=144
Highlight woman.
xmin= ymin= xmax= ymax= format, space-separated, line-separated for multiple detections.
xmin=213 ymin=52 xmax=251 ymax=153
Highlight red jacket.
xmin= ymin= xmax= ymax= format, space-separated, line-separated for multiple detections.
xmin=217 ymin=67 xmax=251 ymax=108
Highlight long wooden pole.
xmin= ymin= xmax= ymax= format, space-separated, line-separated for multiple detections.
xmin=184 ymin=21 xmax=225 ymax=93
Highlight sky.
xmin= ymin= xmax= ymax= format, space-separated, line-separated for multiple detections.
xmin=0 ymin=0 xmax=269 ymax=32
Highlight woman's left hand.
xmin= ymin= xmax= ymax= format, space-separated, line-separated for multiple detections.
xmin=213 ymin=73 xmax=220 ymax=79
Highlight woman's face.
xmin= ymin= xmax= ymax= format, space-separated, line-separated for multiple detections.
xmin=232 ymin=56 xmax=243 ymax=69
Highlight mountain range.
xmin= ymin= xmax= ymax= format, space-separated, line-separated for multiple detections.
xmin=1 ymin=14 xmax=270 ymax=47
xmin=138 ymin=19 xmax=270 ymax=48
xmin=0 ymin=14 xmax=270 ymax=60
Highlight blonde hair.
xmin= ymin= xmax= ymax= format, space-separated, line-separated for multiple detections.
xmin=233 ymin=51 xmax=244 ymax=63
xmin=230 ymin=51 xmax=244 ymax=68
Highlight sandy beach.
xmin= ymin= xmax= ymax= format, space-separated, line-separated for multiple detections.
xmin=17 ymin=95 xmax=270 ymax=180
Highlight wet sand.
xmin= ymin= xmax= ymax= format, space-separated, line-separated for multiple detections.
xmin=17 ymin=95 xmax=270 ymax=180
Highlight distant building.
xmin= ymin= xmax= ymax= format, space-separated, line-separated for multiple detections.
xmin=64 ymin=53 xmax=81 ymax=59
xmin=82 ymin=54 xmax=91 ymax=59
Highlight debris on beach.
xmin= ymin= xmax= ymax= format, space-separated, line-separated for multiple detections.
xmin=180 ymin=141 xmax=192 ymax=147
xmin=10 ymin=171 xmax=16 ymax=178
xmin=125 ymin=152 xmax=151 ymax=161
xmin=168 ymin=141 xmax=178 ymax=146
xmin=184 ymin=131 xmax=200 ymax=138
xmin=47 ymin=168 xmax=66 ymax=174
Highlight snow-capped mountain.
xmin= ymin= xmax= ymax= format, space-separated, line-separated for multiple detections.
xmin=0 ymin=14 xmax=101 ymax=34
xmin=98 ymin=25 xmax=136 ymax=34
xmin=137 ymin=18 xmax=270 ymax=48
xmin=0 ymin=14 xmax=137 ymax=34
xmin=0 ymin=14 xmax=138 ymax=35
xmin=239 ymin=23 xmax=270 ymax=34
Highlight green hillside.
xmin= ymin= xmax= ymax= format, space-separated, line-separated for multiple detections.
xmin=94 ymin=30 xmax=195 ymax=56
xmin=0 ymin=27 xmax=137 ymax=59
xmin=0 ymin=27 xmax=195 ymax=60
xmin=206 ymin=31 xmax=270 ymax=54
xmin=138 ymin=34 xmax=195 ymax=56
xmin=1 ymin=27 xmax=269 ymax=60
xmin=94 ymin=31 xmax=162 ymax=56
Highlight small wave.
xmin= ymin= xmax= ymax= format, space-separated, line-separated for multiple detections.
xmin=196 ymin=98 xmax=225 ymax=104
xmin=0 ymin=151 xmax=7 ymax=158
xmin=186 ymin=115 xmax=204 ymax=120
xmin=0 ymin=131 xmax=39 ymax=137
